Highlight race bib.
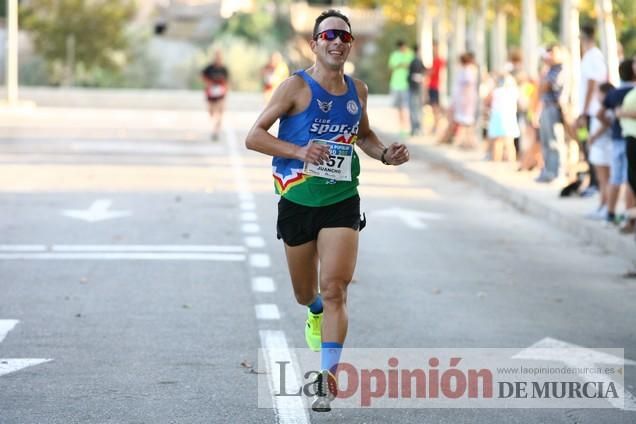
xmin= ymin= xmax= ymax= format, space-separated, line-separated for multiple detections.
xmin=207 ymin=84 xmax=226 ymax=98
xmin=303 ymin=139 xmax=353 ymax=181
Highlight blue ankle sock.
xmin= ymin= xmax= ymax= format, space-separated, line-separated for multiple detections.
xmin=321 ymin=342 xmax=343 ymax=373
xmin=308 ymin=294 xmax=323 ymax=314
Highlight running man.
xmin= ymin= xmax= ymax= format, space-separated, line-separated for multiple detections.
xmin=245 ymin=9 xmax=409 ymax=412
xmin=201 ymin=50 xmax=229 ymax=141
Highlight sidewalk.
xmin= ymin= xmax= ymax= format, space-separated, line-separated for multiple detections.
xmin=379 ymin=129 xmax=634 ymax=264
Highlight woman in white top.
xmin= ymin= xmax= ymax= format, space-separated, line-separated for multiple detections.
xmin=439 ymin=52 xmax=479 ymax=148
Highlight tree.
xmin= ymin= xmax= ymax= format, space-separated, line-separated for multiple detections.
xmin=20 ymin=0 xmax=136 ymax=84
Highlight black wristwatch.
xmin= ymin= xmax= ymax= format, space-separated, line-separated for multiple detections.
xmin=381 ymin=147 xmax=390 ymax=165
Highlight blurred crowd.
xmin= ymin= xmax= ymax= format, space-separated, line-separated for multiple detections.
xmin=392 ymin=24 xmax=636 ymax=236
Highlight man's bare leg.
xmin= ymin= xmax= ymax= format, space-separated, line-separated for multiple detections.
xmin=284 ymin=241 xmax=319 ymax=306
xmin=317 ymin=227 xmax=358 ymax=344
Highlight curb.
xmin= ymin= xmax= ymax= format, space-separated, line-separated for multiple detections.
xmin=415 ymin=142 xmax=635 ymax=264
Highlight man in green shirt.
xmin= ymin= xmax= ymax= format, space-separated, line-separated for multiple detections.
xmin=388 ymin=40 xmax=414 ymax=136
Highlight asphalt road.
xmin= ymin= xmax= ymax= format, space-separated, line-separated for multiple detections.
xmin=0 ymin=107 xmax=634 ymax=424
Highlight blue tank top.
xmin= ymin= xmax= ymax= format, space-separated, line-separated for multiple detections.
xmin=272 ymin=70 xmax=362 ymax=207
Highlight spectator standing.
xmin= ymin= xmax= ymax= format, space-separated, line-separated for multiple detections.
xmin=598 ymin=59 xmax=635 ymax=227
xmin=577 ymin=24 xmax=608 ymax=195
xmin=585 ymin=82 xmax=614 ymax=219
xmin=536 ymin=44 xmax=567 ymax=183
xmin=408 ymin=45 xmax=426 ymax=136
xmin=262 ymin=52 xmax=289 ymax=103
xmin=440 ymin=52 xmax=479 ymax=148
xmin=388 ymin=40 xmax=414 ymax=137
xmin=426 ymin=41 xmax=445 ymax=135
xmin=487 ymin=73 xmax=520 ymax=162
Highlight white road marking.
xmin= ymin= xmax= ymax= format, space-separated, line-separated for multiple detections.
xmin=245 ymin=236 xmax=266 ymax=248
xmin=0 ymin=320 xmax=19 ymax=343
xmin=514 ymin=337 xmax=636 ymax=411
xmin=228 ymin=128 xmax=307 ymax=421
xmin=0 ymin=245 xmax=47 ymax=252
xmin=238 ymin=192 xmax=254 ymax=201
xmin=0 ymin=252 xmax=245 ymax=261
xmin=255 ymin=304 xmax=281 ymax=320
xmin=0 ymin=320 xmax=52 ymax=377
xmin=371 ymin=207 xmax=444 ymax=230
xmin=0 ymin=359 xmax=53 ymax=378
xmin=250 ymin=253 xmax=271 ymax=268
xmin=259 ymin=330 xmax=309 ymax=423
xmin=241 ymin=212 xmax=258 ymax=221
xmin=50 ymin=245 xmax=245 ymax=253
xmin=252 ymin=277 xmax=276 ymax=293
xmin=0 ymin=244 xmax=247 ymax=261
xmin=62 ymin=199 xmax=131 ymax=222
xmin=241 ymin=223 xmax=261 ymax=234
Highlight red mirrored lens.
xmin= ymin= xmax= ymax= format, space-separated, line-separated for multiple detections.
xmin=317 ymin=30 xmax=353 ymax=43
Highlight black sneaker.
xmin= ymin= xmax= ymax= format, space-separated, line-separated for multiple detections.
xmin=311 ymin=370 xmax=338 ymax=412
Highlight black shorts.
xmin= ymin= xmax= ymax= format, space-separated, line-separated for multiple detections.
xmin=276 ymin=195 xmax=365 ymax=246
xmin=428 ymin=88 xmax=440 ymax=105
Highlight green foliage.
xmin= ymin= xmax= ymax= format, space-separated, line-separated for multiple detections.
xmin=20 ymin=0 xmax=136 ymax=84
xmin=220 ymin=11 xmax=275 ymax=44
xmin=218 ymin=6 xmax=293 ymax=47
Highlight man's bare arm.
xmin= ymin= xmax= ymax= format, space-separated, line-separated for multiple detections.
xmin=245 ymin=77 xmax=330 ymax=165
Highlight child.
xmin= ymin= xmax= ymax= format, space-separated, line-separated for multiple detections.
xmin=487 ymin=73 xmax=520 ymax=162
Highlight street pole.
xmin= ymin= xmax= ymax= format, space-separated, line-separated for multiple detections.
xmin=5 ymin=0 xmax=18 ymax=106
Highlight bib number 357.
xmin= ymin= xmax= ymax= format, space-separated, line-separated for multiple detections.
xmin=303 ymin=139 xmax=353 ymax=181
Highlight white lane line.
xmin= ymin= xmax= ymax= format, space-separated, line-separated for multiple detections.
xmin=51 ymin=245 xmax=246 ymax=253
xmin=250 ymin=253 xmax=271 ymax=268
xmin=241 ymin=223 xmax=261 ymax=234
xmin=0 ymin=253 xmax=246 ymax=261
xmin=241 ymin=202 xmax=256 ymax=211
xmin=255 ymin=304 xmax=281 ymax=320
xmin=252 ymin=277 xmax=276 ymax=293
xmin=228 ymin=127 xmax=307 ymax=422
xmin=241 ymin=212 xmax=258 ymax=221
xmin=259 ymin=330 xmax=309 ymax=423
xmin=0 ymin=320 xmax=19 ymax=343
xmin=0 ymin=359 xmax=53 ymax=378
xmin=0 ymin=245 xmax=246 ymax=253
xmin=238 ymin=192 xmax=254 ymax=201
xmin=245 ymin=236 xmax=266 ymax=248
xmin=0 ymin=245 xmax=47 ymax=252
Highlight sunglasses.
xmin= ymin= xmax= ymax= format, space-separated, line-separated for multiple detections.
xmin=314 ymin=29 xmax=355 ymax=43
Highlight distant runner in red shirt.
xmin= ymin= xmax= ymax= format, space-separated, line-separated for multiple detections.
xmin=426 ymin=41 xmax=445 ymax=135
xmin=201 ymin=50 xmax=229 ymax=141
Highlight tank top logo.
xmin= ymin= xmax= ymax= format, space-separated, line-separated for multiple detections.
xmin=316 ymin=99 xmax=333 ymax=113
xmin=346 ymin=100 xmax=359 ymax=115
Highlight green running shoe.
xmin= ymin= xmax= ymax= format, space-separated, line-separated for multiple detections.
xmin=305 ymin=309 xmax=322 ymax=352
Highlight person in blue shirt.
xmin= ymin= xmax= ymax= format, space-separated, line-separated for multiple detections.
xmin=598 ymin=59 xmax=635 ymax=227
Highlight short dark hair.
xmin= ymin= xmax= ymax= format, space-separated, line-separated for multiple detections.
xmin=599 ymin=82 xmax=614 ymax=94
xmin=313 ymin=9 xmax=352 ymax=39
xmin=396 ymin=40 xmax=405 ymax=48
xmin=581 ymin=23 xmax=595 ymax=40
xmin=618 ymin=58 xmax=635 ymax=82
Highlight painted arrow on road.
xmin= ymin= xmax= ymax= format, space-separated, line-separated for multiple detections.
xmin=513 ymin=337 xmax=636 ymax=411
xmin=0 ymin=320 xmax=52 ymax=377
xmin=62 ymin=199 xmax=131 ymax=223
xmin=371 ymin=207 xmax=444 ymax=230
